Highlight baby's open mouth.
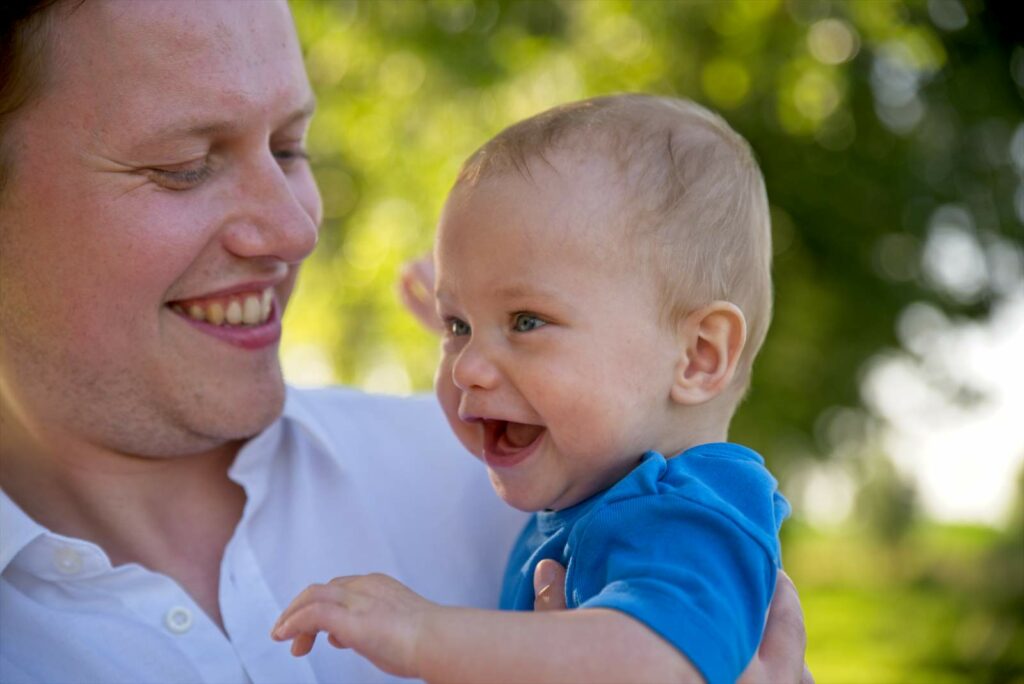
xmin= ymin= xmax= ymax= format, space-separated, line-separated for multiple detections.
xmin=168 ymin=287 xmax=274 ymax=327
xmin=483 ymin=419 xmax=546 ymax=458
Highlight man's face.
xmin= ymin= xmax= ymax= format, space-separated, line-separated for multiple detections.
xmin=433 ymin=157 xmax=684 ymax=512
xmin=0 ymin=0 xmax=322 ymax=457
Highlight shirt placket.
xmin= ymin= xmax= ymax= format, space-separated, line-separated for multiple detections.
xmin=96 ymin=559 xmax=253 ymax=683
xmin=220 ymin=525 xmax=318 ymax=684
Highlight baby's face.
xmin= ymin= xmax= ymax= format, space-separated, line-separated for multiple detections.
xmin=434 ymin=160 xmax=684 ymax=512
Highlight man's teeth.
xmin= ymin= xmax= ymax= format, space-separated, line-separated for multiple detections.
xmin=226 ymin=300 xmax=243 ymax=325
xmin=172 ymin=288 xmax=273 ymax=327
xmin=208 ymin=302 xmax=225 ymax=325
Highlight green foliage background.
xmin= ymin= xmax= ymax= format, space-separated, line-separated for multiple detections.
xmin=284 ymin=1 xmax=1023 ymax=681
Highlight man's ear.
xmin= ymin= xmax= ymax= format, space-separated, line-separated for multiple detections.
xmin=671 ymin=302 xmax=747 ymax=405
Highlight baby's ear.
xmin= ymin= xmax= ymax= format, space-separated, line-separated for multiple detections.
xmin=671 ymin=302 xmax=747 ymax=405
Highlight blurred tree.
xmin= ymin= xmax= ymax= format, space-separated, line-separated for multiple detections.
xmin=918 ymin=464 xmax=1024 ymax=681
xmin=855 ymin=451 xmax=918 ymax=548
xmin=284 ymin=0 xmax=1023 ymax=481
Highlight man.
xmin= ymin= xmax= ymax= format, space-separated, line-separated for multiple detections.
xmin=0 ymin=2 xmax=808 ymax=682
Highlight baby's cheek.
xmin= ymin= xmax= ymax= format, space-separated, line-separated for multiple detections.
xmin=452 ymin=422 xmax=484 ymax=459
xmin=441 ymin=402 xmax=483 ymax=458
xmin=561 ymin=400 xmax=614 ymax=442
xmin=560 ymin=404 xmax=636 ymax=463
xmin=434 ymin=361 xmax=482 ymax=457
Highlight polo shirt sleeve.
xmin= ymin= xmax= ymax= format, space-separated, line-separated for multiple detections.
xmin=568 ymin=493 xmax=779 ymax=684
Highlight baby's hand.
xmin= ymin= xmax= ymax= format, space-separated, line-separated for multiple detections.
xmin=397 ymin=254 xmax=444 ymax=333
xmin=271 ymin=573 xmax=437 ymax=679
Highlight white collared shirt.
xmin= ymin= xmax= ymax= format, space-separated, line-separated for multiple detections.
xmin=0 ymin=387 xmax=526 ymax=684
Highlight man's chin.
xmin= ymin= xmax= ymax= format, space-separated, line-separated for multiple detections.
xmin=198 ymin=385 xmax=286 ymax=442
xmin=139 ymin=380 xmax=287 ymax=458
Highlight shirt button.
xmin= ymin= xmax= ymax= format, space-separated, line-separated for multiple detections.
xmin=164 ymin=606 xmax=193 ymax=634
xmin=52 ymin=546 xmax=83 ymax=575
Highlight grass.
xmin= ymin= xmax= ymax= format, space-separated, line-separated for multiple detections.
xmin=784 ymin=521 xmax=1023 ymax=684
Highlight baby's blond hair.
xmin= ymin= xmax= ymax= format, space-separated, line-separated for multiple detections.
xmin=456 ymin=94 xmax=773 ymax=396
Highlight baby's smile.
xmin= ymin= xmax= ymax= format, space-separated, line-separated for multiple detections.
xmin=482 ymin=419 xmax=546 ymax=464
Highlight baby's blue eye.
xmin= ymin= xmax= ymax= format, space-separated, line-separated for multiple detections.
xmin=448 ymin=318 xmax=471 ymax=336
xmin=512 ymin=313 xmax=546 ymax=333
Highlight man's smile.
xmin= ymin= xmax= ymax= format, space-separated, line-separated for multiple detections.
xmin=169 ymin=287 xmax=274 ymax=327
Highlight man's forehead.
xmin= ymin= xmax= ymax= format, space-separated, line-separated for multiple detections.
xmin=56 ymin=0 xmax=286 ymax=54
xmin=44 ymin=0 xmax=310 ymax=143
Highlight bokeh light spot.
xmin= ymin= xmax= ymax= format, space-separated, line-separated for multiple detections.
xmin=379 ymin=51 xmax=427 ymax=98
xmin=922 ymin=206 xmax=988 ymax=302
xmin=793 ymin=69 xmax=841 ymax=123
xmin=927 ymin=0 xmax=969 ymax=32
xmin=701 ymin=58 xmax=751 ymax=109
xmin=807 ymin=18 xmax=860 ymax=65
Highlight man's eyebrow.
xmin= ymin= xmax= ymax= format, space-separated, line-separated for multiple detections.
xmin=147 ymin=96 xmax=318 ymax=140
xmin=280 ymin=96 xmax=318 ymax=130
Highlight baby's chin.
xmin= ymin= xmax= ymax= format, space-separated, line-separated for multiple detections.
xmin=489 ymin=479 xmax=541 ymax=513
xmin=488 ymin=475 xmax=583 ymax=514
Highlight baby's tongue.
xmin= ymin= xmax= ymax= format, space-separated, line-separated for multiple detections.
xmin=504 ymin=421 xmax=544 ymax=448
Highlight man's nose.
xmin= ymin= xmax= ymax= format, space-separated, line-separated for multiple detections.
xmin=451 ymin=338 xmax=501 ymax=392
xmin=220 ymin=152 xmax=320 ymax=264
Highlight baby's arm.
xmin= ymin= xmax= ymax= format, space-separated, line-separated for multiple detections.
xmin=272 ymin=572 xmax=702 ymax=684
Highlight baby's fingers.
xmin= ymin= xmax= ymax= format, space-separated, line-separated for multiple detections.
xmin=272 ymin=582 xmax=345 ymax=635
xmin=290 ymin=632 xmax=317 ymax=657
xmin=397 ymin=256 xmax=443 ymax=333
xmin=273 ymin=601 xmax=354 ymax=646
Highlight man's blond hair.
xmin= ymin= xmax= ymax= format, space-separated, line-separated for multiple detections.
xmin=456 ymin=94 xmax=773 ymax=394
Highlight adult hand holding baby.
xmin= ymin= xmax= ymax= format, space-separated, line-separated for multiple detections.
xmin=533 ymin=560 xmax=813 ymax=684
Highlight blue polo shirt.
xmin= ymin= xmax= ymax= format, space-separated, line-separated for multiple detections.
xmin=500 ymin=444 xmax=789 ymax=684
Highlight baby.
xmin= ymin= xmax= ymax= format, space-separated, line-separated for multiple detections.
xmin=273 ymin=94 xmax=790 ymax=684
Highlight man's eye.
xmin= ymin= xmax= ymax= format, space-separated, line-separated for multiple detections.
xmin=447 ymin=318 xmax=471 ymax=336
xmin=273 ymin=147 xmax=311 ymax=167
xmin=511 ymin=313 xmax=546 ymax=333
xmin=148 ymin=164 xmax=212 ymax=191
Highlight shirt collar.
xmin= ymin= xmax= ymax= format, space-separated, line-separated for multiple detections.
xmin=1 ymin=385 xmax=331 ymax=575
xmin=0 ymin=488 xmax=48 ymax=573
xmin=280 ymin=385 xmax=337 ymax=459
xmin=226 ymin=385 xmax=337 ymax=486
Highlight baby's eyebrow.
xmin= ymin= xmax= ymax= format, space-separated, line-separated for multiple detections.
xmin=435 ymin=283 xmax=567 ymax=308
xmin=494 ymin=284 xmax=562 ymax=302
